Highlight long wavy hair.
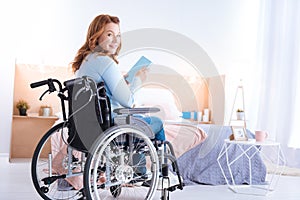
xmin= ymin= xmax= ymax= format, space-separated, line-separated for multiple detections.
xmin=71 ymin=14 xmax=121 ymax=73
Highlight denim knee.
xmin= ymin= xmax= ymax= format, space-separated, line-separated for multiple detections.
xmin=135 ymin=115 xmax=165 ymax=141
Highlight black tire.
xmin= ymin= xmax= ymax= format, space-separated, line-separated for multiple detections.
xmin=84 ymin=125 xmax=159 ymax=200
xmin=31 ymin=122 xmax=84 ymax=200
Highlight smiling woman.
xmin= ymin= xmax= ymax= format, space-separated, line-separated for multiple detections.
xmin=71 ymin=14 xmax=167 ymax=143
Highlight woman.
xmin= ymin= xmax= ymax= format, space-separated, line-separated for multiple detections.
xmin=71 ymin=14 xmax=165 ymax=141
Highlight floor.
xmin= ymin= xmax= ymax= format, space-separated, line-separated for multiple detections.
xmin=1 ymin=156 xmax=300 ymax=200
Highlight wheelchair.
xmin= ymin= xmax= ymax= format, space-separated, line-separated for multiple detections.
xmin=30 ymin=76 xmax=183 ymax=200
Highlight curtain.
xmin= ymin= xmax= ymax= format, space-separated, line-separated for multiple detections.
xmin=257 ymin=0 xmax=300 ymax=167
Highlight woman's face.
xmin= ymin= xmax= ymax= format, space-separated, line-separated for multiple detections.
xmin=98 ymin=22 xmax=121 ymax=55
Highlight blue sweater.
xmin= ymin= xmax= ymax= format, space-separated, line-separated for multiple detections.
xmin=75 ymin=53 xmax=140 ymax=112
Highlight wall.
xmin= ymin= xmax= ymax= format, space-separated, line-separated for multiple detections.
xmin=0 ymin=0 xmax=261 ymax=154
xmin=13 ymin=64 xmax=74 ymax=115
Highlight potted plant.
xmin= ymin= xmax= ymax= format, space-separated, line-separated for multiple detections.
xmin=16 ymin=99 xmax=30 ymax=116
xmin=236 ymin=108 xmax=245 ymax=120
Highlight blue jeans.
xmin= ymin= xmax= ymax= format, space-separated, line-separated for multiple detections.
xmin=134 ymin=115 xmax=165 ymax=141
xmin=132 ymin=115 xmax=165 ymax=175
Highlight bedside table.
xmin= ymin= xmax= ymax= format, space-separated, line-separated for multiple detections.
xmin=217 ymin=139 xmax=286 ymax=196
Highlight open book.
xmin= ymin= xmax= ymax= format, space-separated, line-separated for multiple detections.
xmin=125 ymin=56 xmax=152 ymax=83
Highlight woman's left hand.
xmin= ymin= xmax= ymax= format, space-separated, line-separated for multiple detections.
xmin=135 ymin=67 xmax=148 ymax=82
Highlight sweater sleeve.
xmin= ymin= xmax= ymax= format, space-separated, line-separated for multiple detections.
xmin=98 ymin=57 xmax=135 ymax=108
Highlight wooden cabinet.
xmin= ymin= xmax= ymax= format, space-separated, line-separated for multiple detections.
xmin=10 ymin=115 xmax=58 ymax=161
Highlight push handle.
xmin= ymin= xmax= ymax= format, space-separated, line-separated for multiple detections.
xmin=30 ymin=78 xmax=66 ymax=120
xmin=30 ymin=79 xmax=50 ymax=88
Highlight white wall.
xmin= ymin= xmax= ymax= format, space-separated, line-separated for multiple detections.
xmin=0 ymin=0 xmax=260 ymax=154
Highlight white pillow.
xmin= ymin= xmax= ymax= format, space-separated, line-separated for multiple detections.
xmin=134 ymin=88 xmax=182 ymax=120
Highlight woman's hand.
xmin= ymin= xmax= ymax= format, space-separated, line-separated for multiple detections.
xmin=135 ymin=67 xmax=148 ymax=82
xmin=123 ymin=66 xmax=148 ymax=85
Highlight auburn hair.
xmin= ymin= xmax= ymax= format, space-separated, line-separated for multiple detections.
xmin=71 ymin=14 xmax=121 ymax=73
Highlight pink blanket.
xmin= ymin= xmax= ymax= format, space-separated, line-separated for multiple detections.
xmin=164 ymin=123 xmax=207 ymax=158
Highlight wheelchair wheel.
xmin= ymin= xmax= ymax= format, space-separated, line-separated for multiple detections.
xmin=31 ymin=122 xmax=85 ymax=200
xmin=84 ymin=125 xmax=159 ymax=200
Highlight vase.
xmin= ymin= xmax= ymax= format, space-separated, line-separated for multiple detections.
xmin=19 ymin=108 xmax=27 ymax=116
xmin=42 ymin=107 xmax=51 ymax=116
xmin=236 ymin=112 xmax=245 ymax=120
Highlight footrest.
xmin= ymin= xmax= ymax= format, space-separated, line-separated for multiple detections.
xmin=167 ymin=184 xmax=183 ymax=192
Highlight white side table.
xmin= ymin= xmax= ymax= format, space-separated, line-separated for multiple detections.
xmin=217 ymin=139 xmax=286 ymax=196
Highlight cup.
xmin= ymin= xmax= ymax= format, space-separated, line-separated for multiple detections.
xmin=42 ymin=107 xmax=51 ymax=117
xmin=255 ymin=130 xmax=268 ymax=142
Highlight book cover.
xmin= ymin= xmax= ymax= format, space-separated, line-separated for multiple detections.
xmin=125 ymin=56 xmax=152 ymax=83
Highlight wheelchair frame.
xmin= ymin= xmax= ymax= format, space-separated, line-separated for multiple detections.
xmin=30 ymin=76 xmax=183 ymax=200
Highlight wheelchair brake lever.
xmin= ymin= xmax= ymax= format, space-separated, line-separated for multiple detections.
xmin=39 ymin=90 xmax=50 ymax=101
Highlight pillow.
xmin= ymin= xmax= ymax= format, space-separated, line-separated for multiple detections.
xmin=134 ymin=88 xmax=182 ymax=120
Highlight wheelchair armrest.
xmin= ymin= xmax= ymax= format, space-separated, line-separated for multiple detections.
xmin=113 ymin=107 xmax=160 ymax=115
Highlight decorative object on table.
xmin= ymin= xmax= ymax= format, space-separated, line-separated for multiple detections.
xmin=40 ymin=105 xmax=52 ymax=117
xmin=236 ymin=108 xmax=245 ymax=120
xmin=16 ymin=99 xmax=30 ymax=116
xmin=191 ymin=111 xmax=195 ymax=120
xmin=230 ymin=126 xmax=248 ymax=141
xmin=182 ymin=112 xmax=191 ymax=119
xmin=202 ymin=108 xmax=210 ymax=122
xmin=197 ymin=111 xmax=202 ymax=122
xmin=255 ymin=130 xmax=268 ymax=142
xmin=229 ymin=79 xmax=246 ymax=128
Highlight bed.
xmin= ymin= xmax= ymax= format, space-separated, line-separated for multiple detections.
xmin=135 ymin=87 xmax=267 ymax=186
xmin=172 ymin=123 xmax=266 ymax=185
